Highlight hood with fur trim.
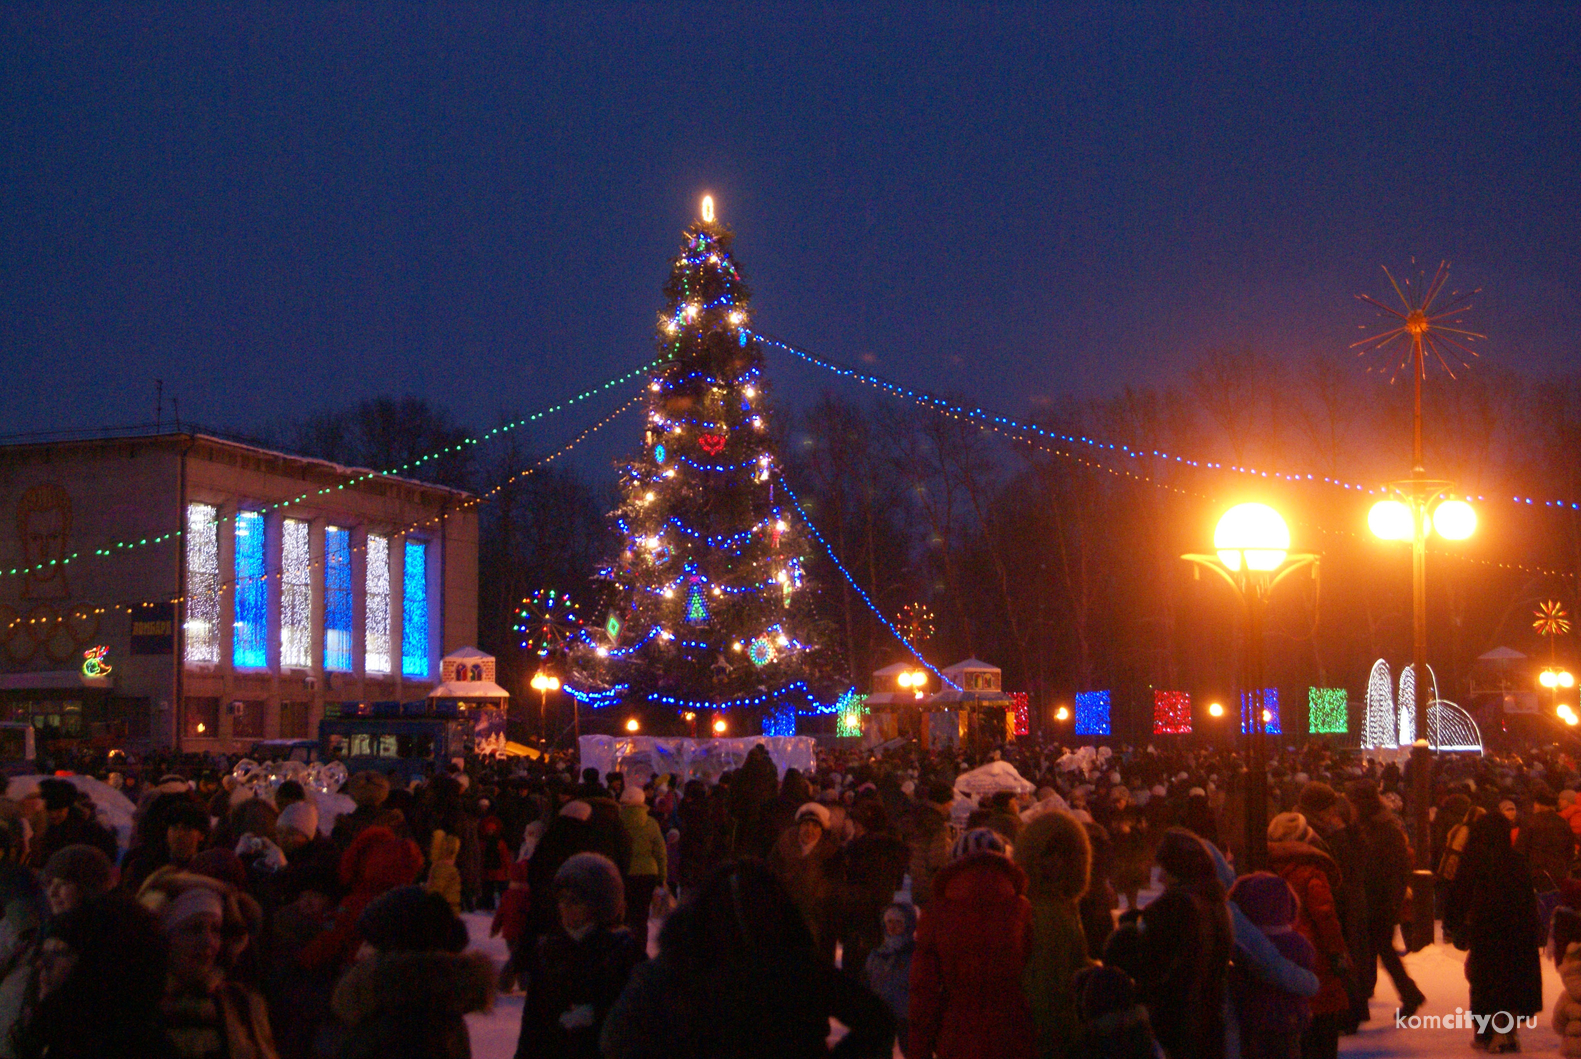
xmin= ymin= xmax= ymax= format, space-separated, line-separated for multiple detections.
xmin=332 ymin=950 xmax=495 ymax=1026
xmin=1015 ymin=809 xmax=1091 ymax=904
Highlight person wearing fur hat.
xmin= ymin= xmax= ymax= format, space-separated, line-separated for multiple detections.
xmin=618 ymin=784 xmax=666 ymax=946
xmin=909 ymin=828 xmax=1035 ymax=1059
xmin=1265 ymin=812 xmax=1351 ymax=1059
xmin=1013 ymin=809 xmax=1093 ymax=1059
xmin=25 ymin=778 xmax=116 ymax=870
xmin=516 ymin=852 xmax=642 ymax=1059
xmin=1104 ymin=828 xmax=1232 ymax=1059
xmin=41 ymin=843 xmax=114 ymax=915
xmin=769 ymin=802 xmax=842 ymax=959
xmin=138 ymin=870 xmax=278 ymax=1059
xmin=863 ymin=902 xmax=916 ymax=1045
xmin=333 ymin=886 xmax=493 ymax=1059
xmin=1228 ymin=872 xmax=1316 ymax=1059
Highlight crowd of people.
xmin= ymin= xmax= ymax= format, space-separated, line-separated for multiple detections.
xmin=4 ymin=735 xmax=1581 ymax=1058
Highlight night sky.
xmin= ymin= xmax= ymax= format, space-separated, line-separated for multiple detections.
xmin=3 ymin=4 xmax=1578 ymax=452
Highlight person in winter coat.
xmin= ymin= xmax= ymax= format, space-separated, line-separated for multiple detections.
xmin=1297 ymin=783 xmax=1369 ymax=1032
xmin=1104 ymin=828 xmax=1233 ymax=1059
xmin=1550 ymin=904 xmax=1581 ymax=1058
xmin=1266 ymin=813 xmax=1352 ymax=1059
xmin=904 ymin=781 xmax=955 ymax=910
xmin=863 ymin=903 xmax=916 ymax=1047
xmin=139 ymin=870 xmax=279 ymax=1059
xmin=908 ymin=828 xmax=1036 ymax=1059
xmin=1013 ymin=809 xmax=1092 ymax=1059
xmin=516 ymin=853 xmax=642 ymax=1059
xmin=1518 ymin=784 xmax=1576 ymax=893
xmin=768 ymin=802 xmax=841 ymax=962
xmin=427 ymin=832 xmax=464 ymax=914
xmin=1076 ymin=817 xmax=1116 ymax=960
xmin=832 ymin=800 xmax=911 ymax=977
xmin=11 ymin=894 xmax=176 ymax=1059
xmin=618 ymin=785 xmax=666 ymax=946
xmin=491 ymin=859 xmax=532 ymax=992
xmin=331 ymin=772 xmax=392 ymax=850
xmin=1347 ymin=781 xmax=1426 ymax=1018
xmin=674 ymin=779 xmax=721 ymax=895
xmin=1227 ymin=872 xmax=1315 ymax=1059
xmin=1561 ymin=789 xmax=1581 ymax=842
xmin=1102 ymin=787 xmax=1151 ymax=910
xmin=332 ymin=886 xmax=494 ymax=1059
xmin=726 ymin=744 xmax=780 ymax=858
xmin=299 ymin=825 xmax=425 ymax=972
xmin=1443 ymin=810 xmax=1544 ymax=1052
xmin=24 ymin=779 xmax=117 ymax=869
xmin=40 ymin=843 xmax=114 ymax=915
xmin=525 ymin=802 xmax=603 ymax=942
xmin=600 ymin=859 xmax=894 ymax=1059
xmin=1066 ymin=965 xmax=1160 ymax=1059
xmin=0 ymin=865 xmax=48 ymax=1058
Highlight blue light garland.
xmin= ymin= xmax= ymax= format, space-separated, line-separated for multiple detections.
xmin=776 ymin=473 xmax=960 ymax=690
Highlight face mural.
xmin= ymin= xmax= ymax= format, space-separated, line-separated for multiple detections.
xmin=18 ymin=482 xmax=71 ymax=600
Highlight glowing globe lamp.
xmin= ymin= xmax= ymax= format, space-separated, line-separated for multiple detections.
xmin=1368 ymin=500 xmax=1414 ymax=542
xmin=1054 ymin=706 xmax=1070 ymax=722
xmin=1214 ymin=503 xmax=1290 ymax=572
xmin=1208 ymin=702 xmax=1225 ymax=718
xmin=712 ymin=717 xmax=728 ymax=734
xmin=1432 ymin=500 xmax=1476 ymax=541
xmin=624 ymin=718 xmax=640 ymax=733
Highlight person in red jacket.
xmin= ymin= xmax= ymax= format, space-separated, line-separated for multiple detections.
xmin=299 ymin=825 xmax=424 ymax=972
xmin=1266 ymin=813 xmax=1353 ymax=1059
xmin=492 ymin=859 xmax=532 ymax=992
xmin=908 ymin=827 xmax=1035 ymax=1059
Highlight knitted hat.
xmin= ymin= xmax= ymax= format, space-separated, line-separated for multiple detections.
xmin=1229 ymin=871 xmax=1299 ymax=929
xmin=37 ymin=778 xmax=77 ymax=812
xmin=277 ymin=800 xmax=319 ymax=840
xmin=359 ymin=884 xmax=468 ymax=952
xmin=620 ymin=784 xmax=647 ymax=807
xmin=795 ymin=802 xmax=831 ymax=829
xmin=42 ymin=844 xmax=114 ymax=898
xmin=554 ymin=852 xmax=625 ymax=925
xmin=1267 ymin=811 xmax=1316 ymax=845
xmin=950 ymin=827 xmax=1007 ymax=861
xmin=1297 ymin=782 xmax=1338 ymax=818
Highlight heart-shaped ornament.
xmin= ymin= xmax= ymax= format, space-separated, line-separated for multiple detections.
xmin=698 ymin=433 xmax=728 ymax=455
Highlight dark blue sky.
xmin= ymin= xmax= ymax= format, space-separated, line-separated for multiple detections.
xmin=3 ymin=4 xmax=1577 ymax=452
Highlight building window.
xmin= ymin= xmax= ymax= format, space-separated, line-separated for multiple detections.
xmin=324 ymin=527 xmax=352 ymax=672
xmin=233 ymin=511 xmax=267 ymax=668
xmin=365 ymin=534 xmax=390 ymax=674
xmin=232 ymin=699 xmax=266 ymax=740
xmin=184 ymin=696 xmax=220 ymax=740
xmin=279 ymin=701 xmax=311 ymax=739
xmin=281 ymin=519 xmax=312 ymax=669
xmin=402 ymin=540 xmax=429 ymax=677
xmin=184 ymin=504 xmax=220 ymax=664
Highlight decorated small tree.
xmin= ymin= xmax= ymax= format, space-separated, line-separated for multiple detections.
xmin=573 ymin=198 xmax=823 ymax=721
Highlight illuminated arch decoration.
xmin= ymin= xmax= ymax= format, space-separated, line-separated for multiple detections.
xmin=1074 ymin=690 xmax=1111 ymax=737
xmin=1152 ymin=690 xmax=1192 ymax=735
xmin=1361 ymin=658 xmax=1482 ymax=752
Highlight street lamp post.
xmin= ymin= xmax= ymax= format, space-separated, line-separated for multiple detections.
xmin=1368 ymin=487 xmax=1475 ymax=868
xmin=530 ymin=671 xmax=561 ymax=743
xmin=1184 ymin=502 xmax=1317 ymax=872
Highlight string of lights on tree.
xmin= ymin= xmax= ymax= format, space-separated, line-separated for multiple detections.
xmin=569 ymin=197 xmax=825 ymax=715
xmin=754 ymin=332 xmax=1581 ymax=513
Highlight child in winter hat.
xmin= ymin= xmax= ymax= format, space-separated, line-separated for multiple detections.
xmin=1228 ymin=871 xmax=1315 ymax=1058
xmin=863 ymin=903 xmax=917 ymax=1044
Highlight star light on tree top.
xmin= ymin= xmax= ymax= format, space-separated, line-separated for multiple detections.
xmin=1351 ymin=260 xmax=1484 ymax=382
xmin=1536 ymin=600 xmax=1572 ymax=640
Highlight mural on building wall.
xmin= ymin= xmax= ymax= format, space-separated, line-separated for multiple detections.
xmin=0 ymin=482 xmax=101 ymax=666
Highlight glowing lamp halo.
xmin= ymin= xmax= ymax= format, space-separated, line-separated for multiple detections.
xmin=700 ymin=195 xmax=715 ymax=222
xmin=1368 ymin=500 xmax=1414 ymax=542
xmin=1214 ymin=502 xmax=1290 ymax=571
xmin=1432 ymin=499 xmax=1476 ymax=541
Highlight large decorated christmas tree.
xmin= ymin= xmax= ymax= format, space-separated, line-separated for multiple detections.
xmin=570 ymin=197 xmax=825 ymax=724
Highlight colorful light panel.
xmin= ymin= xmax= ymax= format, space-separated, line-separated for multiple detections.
xmin=1153 ymin=689 xmax=1192 ymax=735
xmin=324 ymin=527 xmax=352 ymax=672
xmin=1075 ymin=690 xmax=1111 ymax=737
xmin=233 ymin=511 xmax=267 ymax=668
xmin=402 ymin=540 xmax=429 ymax=677
xmin=184 ymin=504 xmax=220 ymax=664
xmin=1240 ymin=687 xmax=1282 ymax=735
xmin=1308 ymin=687 xmax=1347 ymax=734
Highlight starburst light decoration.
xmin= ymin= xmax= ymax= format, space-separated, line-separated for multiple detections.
xmin=516 ymin=589 xmax=583 ymax=658
xmin=1351 ymin=260 xmax=1483 ymax=381
xmin=1536 ymin=600 xmax=1572 ymax=639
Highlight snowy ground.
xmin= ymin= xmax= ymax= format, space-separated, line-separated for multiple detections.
xmin=460 ymin=911 xmax=1568 ymax=1058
